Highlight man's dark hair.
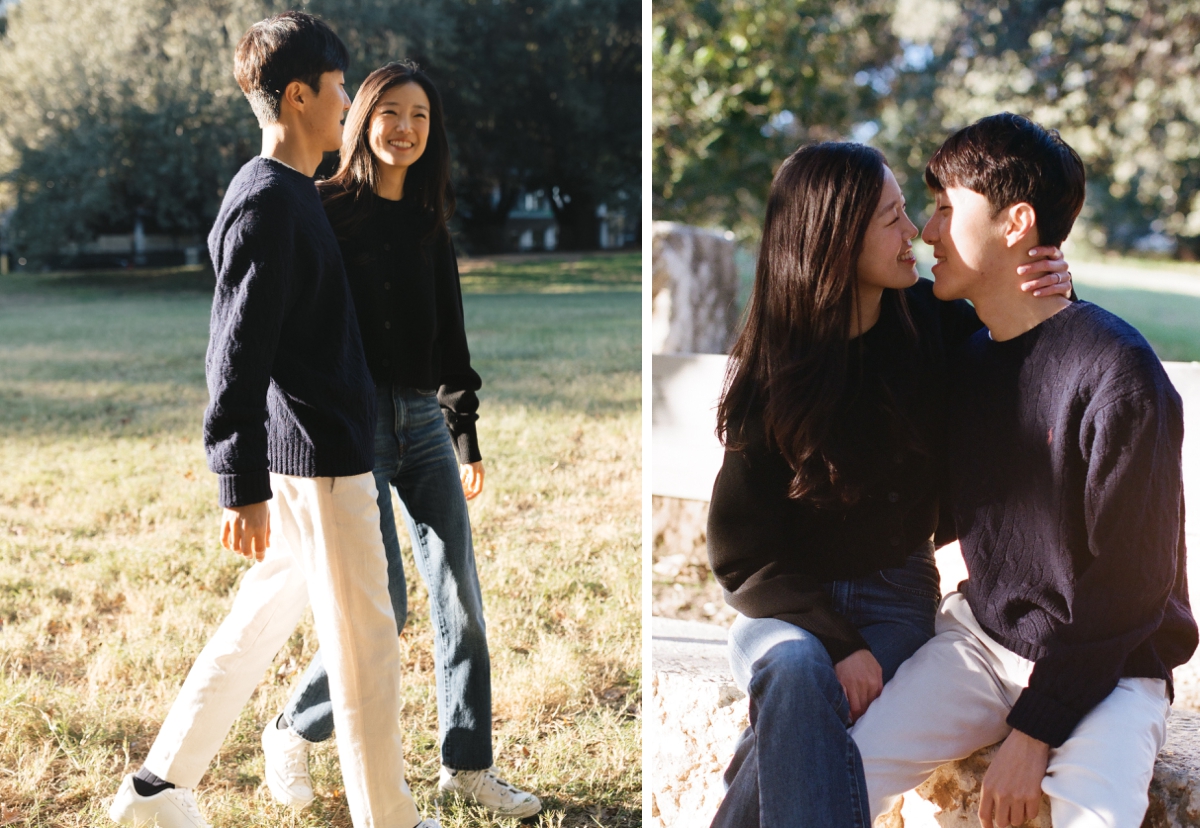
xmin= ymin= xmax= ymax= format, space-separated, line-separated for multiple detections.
xmin=925 ymin=113 xmax=1086 ymax=248
xmin=234 ymin=11 xmax=349 ymax=127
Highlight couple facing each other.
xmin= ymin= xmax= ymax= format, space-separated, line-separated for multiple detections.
xmin=708 ymin=114 xmax=1197 ymax=828
xmin=109 ymin=11 xmax=539 ymax=828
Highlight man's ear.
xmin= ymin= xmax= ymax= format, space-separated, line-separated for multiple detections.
xmin=1003 ymin=202 xmax=1037 ymax=248
xmin=280 ymin=80 xmax=309 ymax=115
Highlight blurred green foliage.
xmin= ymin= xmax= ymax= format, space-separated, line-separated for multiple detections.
xmin=0 ymin=0 xmax=640 ymax=257
xmin=654 ymin=0 xmax=1200 ymax=257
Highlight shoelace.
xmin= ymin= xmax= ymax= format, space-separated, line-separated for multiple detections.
xmin=176 ymin=790 xmax=206 ymax=823
xmin=280 ymin=747 xmax=309 ymax=783
xmin=472 ymin=769 xmax=525 ymax=798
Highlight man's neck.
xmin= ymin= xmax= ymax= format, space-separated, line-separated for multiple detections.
xmin=971 ymin=273 xmax=1071 ymax=341
xmin=260 ymin=124 xmax=322 ymax=178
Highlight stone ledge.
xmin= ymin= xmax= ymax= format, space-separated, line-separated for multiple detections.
xmin=651 ymin=617 xmax=1200 ymax=828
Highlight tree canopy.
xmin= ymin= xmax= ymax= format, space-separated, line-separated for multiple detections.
xmin=654 ymin=0 xmax=1200 ymax=257
xmin=0 ymin=0 xmax=640 ymax=258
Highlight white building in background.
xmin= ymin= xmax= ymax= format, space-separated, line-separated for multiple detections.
xmin=506 ymin=189 xmax=559 ymax=251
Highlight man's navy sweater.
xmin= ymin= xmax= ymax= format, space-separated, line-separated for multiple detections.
xmin=946 ymin=300 xmax=1197 ymax=747
xmin=203 ymin=156 xmax=376 ymax=507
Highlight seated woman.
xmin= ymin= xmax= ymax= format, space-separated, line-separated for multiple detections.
xmin=706 ymin=141 xmax=1073 ymax=827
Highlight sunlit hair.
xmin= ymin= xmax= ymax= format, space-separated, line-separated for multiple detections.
xmin=717 ymin=142 xmax=917 ymax=504
xmin=233 ymin=11 xmax=348 ymax=128
xmin=318 ymin=61 xmax=454 ymax=246
xmin=925 ymin=112 xmax=1085 ymax=247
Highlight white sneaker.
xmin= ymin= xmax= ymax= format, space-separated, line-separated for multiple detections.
xmin=108 ymin=774 xmax=211 ymax=828
xmin=261 ymin=715 xmax=314 ymax=808
xmin=438 ymin=765 xmax=541 ymax=818
xmin=414 ymin=821 xmax=442 ymax=828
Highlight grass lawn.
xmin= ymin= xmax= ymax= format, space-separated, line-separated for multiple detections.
xmin=911 ymin=248 xmax=1200 ymax=361
xmin=1068 ymin=285 xmax=1200 ymax=362
xmin=0 ymin=253 xmax=641 ymax=827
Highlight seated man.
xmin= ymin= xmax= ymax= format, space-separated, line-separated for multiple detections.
xmin=851 ymin=113 xmax=1198 ymax=828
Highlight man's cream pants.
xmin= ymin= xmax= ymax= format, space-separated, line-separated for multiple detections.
xmin=143 ymin=473 xmax=421 ymax=828
xmin=851 ymin=592 xmax=1169 ymax=828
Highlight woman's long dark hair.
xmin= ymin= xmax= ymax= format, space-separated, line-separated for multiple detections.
xmin=318 ymin=61 xmax=454 ymax=244
xmin=717 ymin=142 xmax=913 ymax=505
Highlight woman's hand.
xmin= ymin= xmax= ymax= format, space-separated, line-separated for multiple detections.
xmin=460 ymin=461 xmax=484 ymax=500
xmin=1017 ymin=246 xmax=1073 ymax=297
xmin=834 ymin=648 xmax=883 ymax=723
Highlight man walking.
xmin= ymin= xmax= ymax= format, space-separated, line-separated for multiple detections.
xmin=108 ymin=12 xmax=438 ymax=828
xmin=851 ymin=113 xmax=1197 ymax=828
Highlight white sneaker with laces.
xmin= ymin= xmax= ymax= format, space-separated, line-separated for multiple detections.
xmin=261 ymin=714 xmax=314 ymax=808
xmin=438 ymin=765 xmax=541 ymax=818
xmin=108 ymin=774 xmax=211 ymax=828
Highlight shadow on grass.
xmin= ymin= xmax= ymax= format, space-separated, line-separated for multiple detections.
xmin=0 ymin=277 xmax=640 ymax=439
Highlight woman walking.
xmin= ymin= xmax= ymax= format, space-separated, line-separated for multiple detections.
xmin=706 ymin=141 xmax=1072 ymax=827
xmin=260 ymin=61 xmax=540 ymax=820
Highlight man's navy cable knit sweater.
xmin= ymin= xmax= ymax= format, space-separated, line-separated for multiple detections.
xmin=946 ymin=300 xmax=1198 ymax=747
xmin=203 ymin=156 xmax=376 ymax=508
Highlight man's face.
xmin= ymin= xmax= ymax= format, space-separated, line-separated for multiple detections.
xmin=921 ymin=185 xmax=1004 ymax=301
xmin=301 ymin=70 xmax=351 ymax=153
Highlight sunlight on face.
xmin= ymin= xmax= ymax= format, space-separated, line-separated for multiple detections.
xmin=857 ymin=167 xmax=920 ymax=293
xmin=367 ymin=82 xmax=431 ymax=171
xmin=922 ymin=185 xmax=1002 ymax=300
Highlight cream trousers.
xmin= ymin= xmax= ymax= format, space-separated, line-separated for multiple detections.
xmin=851 ymin=592 xmax=1169 ymax=828
xmin=144 ymin=472 xmax=420 ymax=828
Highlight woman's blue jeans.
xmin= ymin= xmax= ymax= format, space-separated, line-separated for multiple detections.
xmin=710 ymin=543 xmax=940 ymax=828
xmin=283 ymin=385 xmax=493 ymax=771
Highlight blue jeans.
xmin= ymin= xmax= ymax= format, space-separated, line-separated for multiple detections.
xmin=710 ymin=543 xmax=940 ymax=828
xmin=284 ymin=385 xmax=493 ymax=770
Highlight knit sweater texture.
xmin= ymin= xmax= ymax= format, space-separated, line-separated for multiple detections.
xmin=707 ymin=279 xmax=980 ymax=663
xmin=946 ymin=299 xmax=1197 ymax=747
xmin=329 ymin=189 xmax=483 ymax=463
xmin=203 ymin=156 xmax=376 ymax=507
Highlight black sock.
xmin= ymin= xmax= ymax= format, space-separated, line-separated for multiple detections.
xmin=277 ymin=712 xmax=291 ymax=731
xmin=132 ymin=766 xmax=174 ymax=796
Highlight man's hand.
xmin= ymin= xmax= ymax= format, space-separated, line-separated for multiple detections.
xmin=460 ymin=461 xmax=484 ymax=500
xmin=834 ymin=649 xmax=883 ymax=723
xmin=1017 ymin=246 xmax=1073 ymax=297
xmin=979 ymin=729 xmax=1051 ymax=828
xmin=221 ymin=501 xmax=271 ymax=562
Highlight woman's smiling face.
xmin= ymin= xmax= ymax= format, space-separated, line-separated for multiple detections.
xmin=856 ymin=166 xmax=921 ymax=293
xmin=367 ymin=81 xmax=431 ymax=171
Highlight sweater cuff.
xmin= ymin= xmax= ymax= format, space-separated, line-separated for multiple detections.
xmin=1006 ymin=687 xmax=1083 ymax=748
xmin=818 ymin=631 xmax=871 ymax=666
xmin=218 ymin=471 xmax=273 ymax=509
xmin=451 ymin=423 xmax=482 ymax=465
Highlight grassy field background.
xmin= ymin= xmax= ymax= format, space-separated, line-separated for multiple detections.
xmin=0 ymin=251 xmax=641 ymax=827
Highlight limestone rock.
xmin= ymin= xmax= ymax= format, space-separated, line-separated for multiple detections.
xmin=651 ymin=222 xmax=739 ymax=355
xmin=650 ymin=618 xmax=747 ymax=828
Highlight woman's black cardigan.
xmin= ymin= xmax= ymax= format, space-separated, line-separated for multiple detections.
xmin=706 ymin=280 xmax=980 ymax=663
xmin=328 ymin=190 xmax=483 ymax=463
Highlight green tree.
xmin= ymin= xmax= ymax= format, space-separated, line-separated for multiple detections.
xmin=407 ymin=0 xmax=640 ymax=251
xmin=0 ymin=0 xmax=639 ymax=260
xmin=0 ymin=0 xmax=273 ymax=258
xmin=878 ymin=0 xmax=1200 ymax=255
xmin=653 ymin=0 xmax=897 ymax=239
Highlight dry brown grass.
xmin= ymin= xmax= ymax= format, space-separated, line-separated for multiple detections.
xmin=0 ymin=258 xmax=640 ymax=827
